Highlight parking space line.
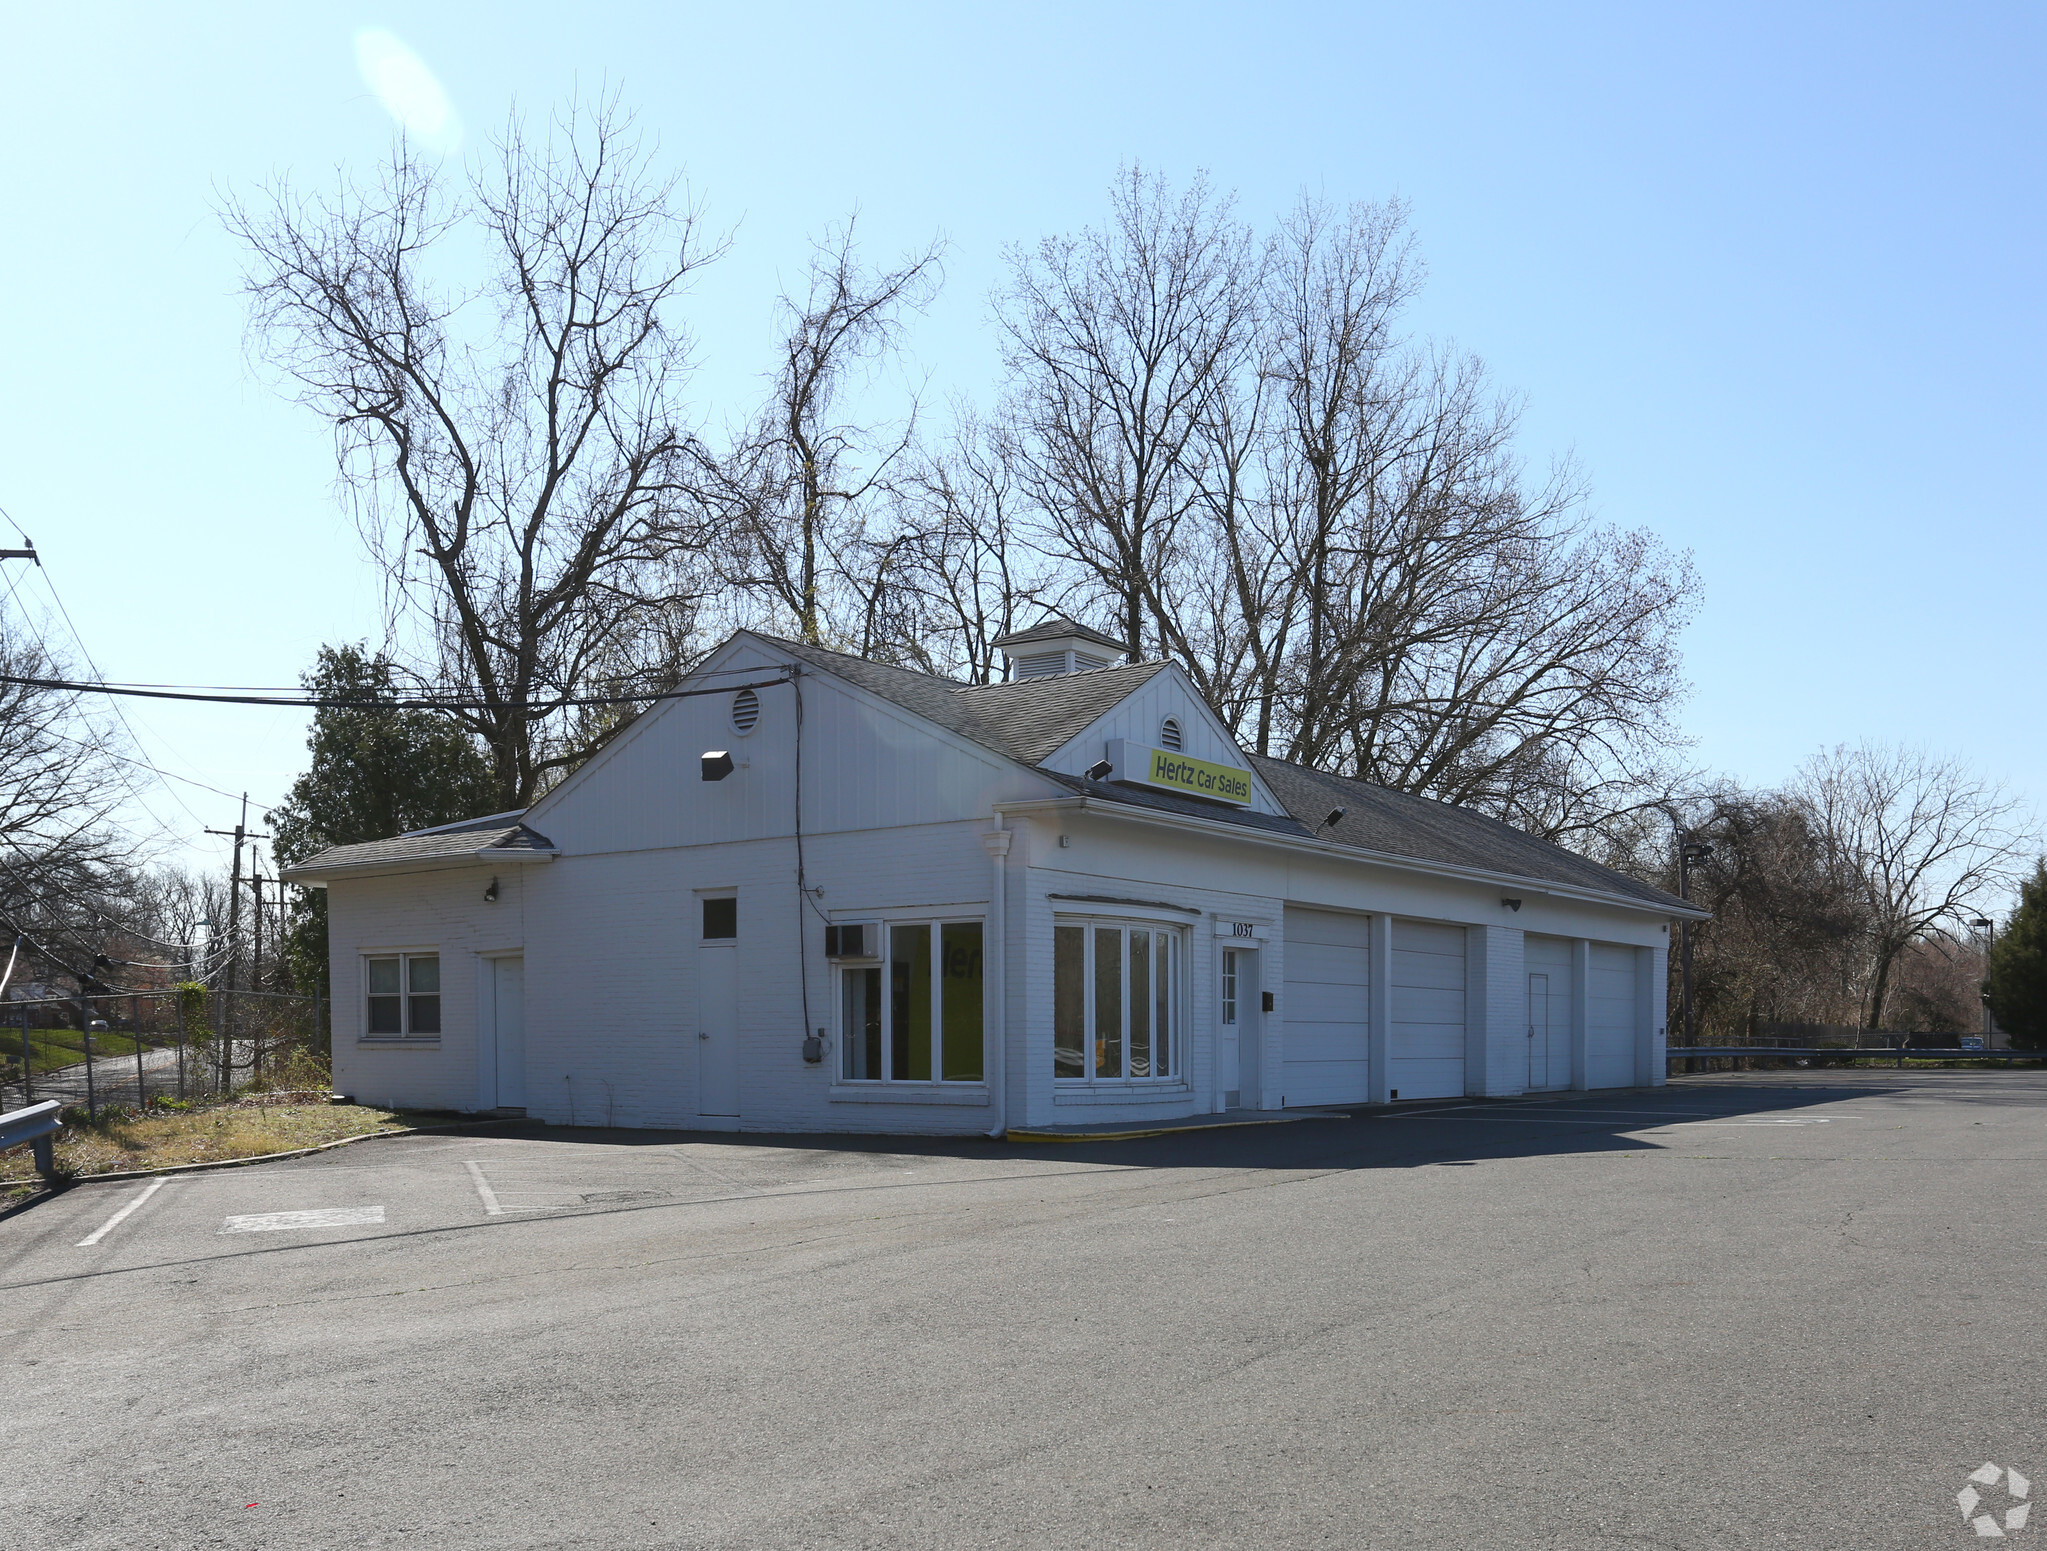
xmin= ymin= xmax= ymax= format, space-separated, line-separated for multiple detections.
xmin=219 ymin=1207 xmax=385 ymax=1234
xmin=76 ymin=1177 xmax=170 ymax=1248
xmin=465 ymin=1160 xmax=503 ymax=1217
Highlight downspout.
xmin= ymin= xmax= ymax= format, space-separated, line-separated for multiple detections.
xmin=980 ymin=821 xmax=1012 ymax=1138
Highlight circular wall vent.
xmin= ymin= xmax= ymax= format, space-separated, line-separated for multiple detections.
xmin=731 ymin=687 xmax=761 ymax=734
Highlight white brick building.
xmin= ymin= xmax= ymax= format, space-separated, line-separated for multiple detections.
xmin=284 ymin=618 xmax=1701 ymax=1134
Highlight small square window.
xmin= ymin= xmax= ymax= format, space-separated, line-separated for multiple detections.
xmin=702 ymin=896 xmax=737 ymax=939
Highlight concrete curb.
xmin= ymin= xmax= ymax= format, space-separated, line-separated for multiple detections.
xmin=27 ymin=1116 xmax=524 ymax=1187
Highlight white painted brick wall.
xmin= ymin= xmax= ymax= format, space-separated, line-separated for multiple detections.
xmin=323 ymin=650 xmax=1683 ymax=1134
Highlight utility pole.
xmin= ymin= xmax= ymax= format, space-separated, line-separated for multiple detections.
xmin=250 ymin=856 xmax=267 ymax=1083
xmin=205 ymin=796 xmax=267 ymax=1096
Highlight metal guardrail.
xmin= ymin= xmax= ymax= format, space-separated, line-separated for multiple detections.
xmin=0 ymin=1099 xmax=62 ymax=1179
xmin=1668 ymin=1046 xmax=2045 ymax=1065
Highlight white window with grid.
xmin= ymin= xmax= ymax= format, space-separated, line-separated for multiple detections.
xmin=1052 ymin=917 xmax=1181 ymax=1082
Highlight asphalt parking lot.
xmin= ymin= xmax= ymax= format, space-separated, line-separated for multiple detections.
xmin=3 ymin=1071 xmax=2042 ymax=1550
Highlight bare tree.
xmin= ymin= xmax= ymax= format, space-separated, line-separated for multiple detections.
xmin=1656 ymin=788 xmax=1872 ymax=1037
xmin=1185 ymin=192 xmax=1699 ymax=840
xmin=888 ymin=409 xmax=1055 ymax=682
xmin=226 ymin=96 xmax=723 ymax=808
xmin=997 ymin=166 xmax=1261 ymax=660
xmin=1799 ymin=742 xmax=2035 ymax=1029
xmin=705 ymin=221 xmax=941 ymax=650
xmin=0 ymin=600 xmax=144 ymax=974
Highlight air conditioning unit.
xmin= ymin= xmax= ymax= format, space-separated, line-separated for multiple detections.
xmin=824 ymin=922 xmax=882 ymax=961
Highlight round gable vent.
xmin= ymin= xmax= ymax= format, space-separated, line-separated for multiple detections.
xmin=731 ymin=687 xmax=761 ymax=734
xmin=1160 ymin=716 xmax=1184 ymax=751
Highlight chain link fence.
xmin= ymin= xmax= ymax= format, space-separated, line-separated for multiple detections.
xmin=0 ymin=985 xmax=328 ymax=1118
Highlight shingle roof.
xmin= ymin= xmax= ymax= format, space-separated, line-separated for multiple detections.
xmin=764 ymin=632 xmax=1684 ymax=911
xmin=1248 ymin=756 xmax=1686 ymax=908
xmin=988 ymin=613 xmax=1132 ymax=654
xmin=284 ymin=821 xmax=557 ymax=877
xmin=954 ymin=663 xmax=1170 ymax=762
xmin=767 ymin=637 xmax=1168 ymax=766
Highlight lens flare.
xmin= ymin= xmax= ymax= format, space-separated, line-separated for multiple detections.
xmin=354 ymin=29 xmax=461 ymax=153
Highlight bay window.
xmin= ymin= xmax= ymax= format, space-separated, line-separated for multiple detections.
xmin=840 ymin=919 xmax=984 ymax=1082
xmin=1054 ymin=919 xmax=1179 ymax=1081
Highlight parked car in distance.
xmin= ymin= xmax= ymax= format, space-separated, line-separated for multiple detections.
xmin=87 ymin=1019 xmax=110 ymax=1033
xmin=1899 ymin=1032 xmax=1965 ymax=1051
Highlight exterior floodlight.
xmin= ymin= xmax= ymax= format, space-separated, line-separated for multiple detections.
xmin=1319 ymin=807 xmax=1347 ymax=831
xmin=1083 ymin=759 xmax=1114 ymax=782
xmin=483 ymin=877 xmax=499 ymax=903
xmin=701 ymin=750 xmax=735 ymax=782
xmin=1501 ymin=898 xmax=1522 ymax=912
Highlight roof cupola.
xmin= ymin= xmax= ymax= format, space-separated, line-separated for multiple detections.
xmin=990 ymin=614 xmax=1132 ymax=679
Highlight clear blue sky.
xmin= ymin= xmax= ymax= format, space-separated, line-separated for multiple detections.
xmin=2 ymin=2 xmax=2040 ymax=882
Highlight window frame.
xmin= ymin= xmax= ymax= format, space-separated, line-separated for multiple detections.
xmin=362 ymin=950 xmax=442 ymax=1041
xmin=836 ymin=915 xmax=986 ymax=1084
xmin=1052 ymin=914 xmax=1183 ymax=1085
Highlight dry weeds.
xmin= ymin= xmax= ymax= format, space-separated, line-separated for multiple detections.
xmin=1 ymin=1102 xmax=415 ymax=1202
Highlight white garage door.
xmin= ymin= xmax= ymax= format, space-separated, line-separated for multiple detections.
xmin=1391 ymin=920 xmax=1467 ymax=1099
xmin=1281 ymin=907 xmax=1370 ymax=1106
xmin=1587 ymin=944 xmax=1638 ymax=1089
xmin=1524 ymin=935 xmax=1574 ymax=1091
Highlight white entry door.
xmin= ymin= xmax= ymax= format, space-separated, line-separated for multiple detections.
xmin=697 ymin=943 xmax=739 ymax=1117
xmin=1527 ymin=972 xmax=1550 ymax=1090
xmin=1218 ymin=947 xmax=1249 ymax=1107
xmin=489 ymin=956 xmax=525 ymax=1110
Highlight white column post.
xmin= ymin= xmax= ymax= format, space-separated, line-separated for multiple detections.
xmin=1570 ymin=938 xmax=1591 ymax=1091
xmin=1368 ymin=913 xmax=1393 ymax=1104
xmin=980 ymin=825 xmax=1012 ymax=1137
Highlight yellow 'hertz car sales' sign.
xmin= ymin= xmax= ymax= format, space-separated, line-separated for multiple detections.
xmin=1105 ymin=739 xmax=1255 ymax=806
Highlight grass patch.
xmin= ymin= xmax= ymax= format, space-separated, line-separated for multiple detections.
xmin=0 ymin=1099 xmax=422 ymax=1203
xmin=0 ymin=1026 xmax=171 ymax=1077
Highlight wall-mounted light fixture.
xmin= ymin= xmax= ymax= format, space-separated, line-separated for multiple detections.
xmin=1083 ymin=759 xmax=1114 ymax=781
xmin=1501 ymin=897 xmax=1522 ymax=912
xmin=701 ymin=750 xmax=735 ymax=781
xmin=484 ymin=877 xmax=500 ymax=903
xmin=1316 ymin=806 xmax=1347 ymax=832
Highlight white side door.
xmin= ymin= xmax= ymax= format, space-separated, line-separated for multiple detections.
xmin=490 ymin=956 xmax=526 ymax=1110
xmin=1527 ymin=972 xmax=1550 ymax=1090
xmin=697 ymin=944 xmax=739 ymax=1117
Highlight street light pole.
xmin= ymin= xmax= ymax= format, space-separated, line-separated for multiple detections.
xmin=1971 ymin=916 xmax=1995 ymax=1047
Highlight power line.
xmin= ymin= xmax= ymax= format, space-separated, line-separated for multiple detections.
xmin=0 ymin=670 xmax=797 ymax=712
xmin=0 ymin=842 xmax=227 ymax=957
xmin=41 ymin=725 xmax=264 ymax=805
xmin=26 ymin=558 xmax=210 ymax=833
